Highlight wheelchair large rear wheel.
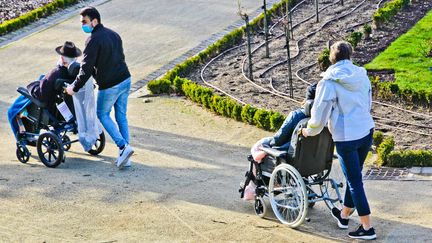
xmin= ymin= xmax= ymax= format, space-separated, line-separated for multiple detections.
xmin=269 ymin=164 xmax=308 ymax=228
xmin=320 ymin=160 xmax=345 ymax=210
xmin=37 ymin=132 xmax=64 ymax=168
xmin=88 ymin=132 xmax=105 ymax=155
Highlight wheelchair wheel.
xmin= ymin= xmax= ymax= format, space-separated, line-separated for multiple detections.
xmin=269 ymin=164 xmax=308 ymax=228
xmin=320 ymin=160 xmax=345 ymax=210
xmin=16 ymin=144 xmax=30 ymax=163
xmin=254 ymin=196 xmax=267 ymax=218
xmin=37 ymin=132 xmax=64 ymax=168
xmin=61 ymin=135 xmax=72 ymax=151
xmin=88 ymin=132 xmax=105 ymax=155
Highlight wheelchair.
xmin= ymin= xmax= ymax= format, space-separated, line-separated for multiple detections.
xmin=14 ymin=64 xmax=105 ymax=168
xmin=239 ymin=118 xmax=345 ymax=228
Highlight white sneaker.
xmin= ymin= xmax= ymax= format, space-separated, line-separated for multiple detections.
xmin=123 ymin=159 xmax=131 ymax=168
xmin=116 ymin=145 xmax=134 ymax=169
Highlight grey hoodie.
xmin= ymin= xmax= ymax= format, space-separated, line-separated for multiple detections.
xmin=305 ymin=60 xmax=375 ymax=142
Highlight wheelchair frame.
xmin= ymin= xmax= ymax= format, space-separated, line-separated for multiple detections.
xmin=239 ymin=127 xmax=345 ymax=228
xmin=15 ymin=86 xmax=105 ymax=168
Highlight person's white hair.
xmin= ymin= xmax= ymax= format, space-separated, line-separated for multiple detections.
xmin=62 ymin=56 xmax=77 ymax=65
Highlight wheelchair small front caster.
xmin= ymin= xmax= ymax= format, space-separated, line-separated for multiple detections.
xmin=16 ymin=144 xmax=30 ymax=163
xmin=254 ymin=196 xmax=267 ymax=218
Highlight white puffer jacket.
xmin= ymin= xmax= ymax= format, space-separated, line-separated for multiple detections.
xmin=305 ymin=60 xmax=375 ymax=142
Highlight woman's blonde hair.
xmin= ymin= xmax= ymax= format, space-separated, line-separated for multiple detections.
xmin=329 ymin=41 xmax=353 ymax=64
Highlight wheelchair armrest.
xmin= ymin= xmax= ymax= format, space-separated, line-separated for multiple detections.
xmin=260 ymin=147 xmax=287 ymax=158
xmin=17 ymin=87 xmax=46 ymax=108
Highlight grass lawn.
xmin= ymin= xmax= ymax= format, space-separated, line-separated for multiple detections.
xmin=365 ymin=10 xmax=432 ymax=92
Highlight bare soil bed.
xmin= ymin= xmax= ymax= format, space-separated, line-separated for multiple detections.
xmin=0 ymin=0 xmax=54 ymax=23
xmin=188 ymin=0 xmax=432 ymax=150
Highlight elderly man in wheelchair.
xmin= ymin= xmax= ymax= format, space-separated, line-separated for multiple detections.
xmin=7 ymin=41 xmax=105 ymax=168
xmin=239 ymin=83 xmax=344 ymax=228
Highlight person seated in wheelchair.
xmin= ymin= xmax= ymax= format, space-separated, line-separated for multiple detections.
xmin=7 ymin=41 xmax=82 ymax=142
xmin=242 ymin=82 xmax=317 ymax=200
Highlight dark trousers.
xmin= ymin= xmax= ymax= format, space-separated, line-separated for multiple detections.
xmin=335 ymin=129 xmax=374 ymax=216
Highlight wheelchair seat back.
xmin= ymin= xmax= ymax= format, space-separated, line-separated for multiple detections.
xmin=290 ymin=118 xmax=334 ymax=177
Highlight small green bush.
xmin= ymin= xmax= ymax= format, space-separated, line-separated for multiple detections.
xmin=241 ymin=104 xmax=257 ymax=125
xmin=173 ymin=76 xmax=187 ymax=94
xmin=373 ymin=131 xmax=384 ymax=147
xmin=387 ymin=150 xmax=432 ymax=167
xmin=147 ymin=79 xmax=171 ymax=94
xmin=230 ymin=102 xmax=243 ymax=121
xmin=347 ymin=31 xmax=363 ymax=48
xmin=270 ymin=112 xmax=285 ymax=132
xmin=363 ymin=23 xmax=372 ymax=38
xmin=377 ymin=136 xmax=395 ymax=166
xmin=253 ymin=109 xmax=271 ymax=130
xmin=318 ymin=48 xmax=331 ymax=71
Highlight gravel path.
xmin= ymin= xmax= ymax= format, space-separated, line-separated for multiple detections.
xmin=0 ymin=0 xmax=54 ymax=23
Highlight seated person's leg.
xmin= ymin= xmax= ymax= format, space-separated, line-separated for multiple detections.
xmin=270 ymin=108 xmax=307 ymax=147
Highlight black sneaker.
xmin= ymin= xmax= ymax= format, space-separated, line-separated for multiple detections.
xmin=348 ymin=225 xmax=377 ymax=240
xmin=331 ymin=207 xmax=349 ymax=229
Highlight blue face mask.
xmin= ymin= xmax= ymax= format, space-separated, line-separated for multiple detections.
xmin=82 ymin=24 xmax=93 ymax=34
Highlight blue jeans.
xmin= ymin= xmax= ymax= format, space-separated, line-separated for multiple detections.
xmin=335 ymin=129 xmax=374 ymax=216
xmin=97 ymin=77 xmax=131 ymax=149
xmin=271 ymin=108 xmax=307 ymax=148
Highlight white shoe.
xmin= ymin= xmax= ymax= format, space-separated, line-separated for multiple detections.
xmin=116 ymin=145 xmax=134 ymax=169
xmin=123 ymin=159 xmax=131 ymax=168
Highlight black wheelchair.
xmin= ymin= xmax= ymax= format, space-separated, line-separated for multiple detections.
xmin=15 ymin=63 xmax=105 ymax=168
xmin=239 ymin=118 xmax=345 ymax=228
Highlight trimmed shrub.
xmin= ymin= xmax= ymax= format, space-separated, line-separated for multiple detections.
xmin=173 ymin=76 xmax=187 ymax=95
xmin=373 ymin=131 xmax=384 ymax=147
xmin=347 ymin=31 xmax=363 ymax=49
xmin=241 ymin=104 xmax=257 ymax=125
xmin=363 ymin=23 xmax=372 ymax=39
xmin=318 ymin=48 xmax=331 ymax=71
xmin=253 ymin=109 xmax=271 ymax=130
xmin=376 ymin=136 xmax=395 ymax=166
xmin=147 ymin=79 xmax=171 ymax=94
xmin=270 ymin=112 xmax=285 ymax=132
xmin=387 ymin=150 xmax=432 ymax=167
xmin=230 ymin=102 xmax=243 ymax=121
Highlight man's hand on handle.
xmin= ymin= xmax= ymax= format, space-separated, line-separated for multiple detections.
xmin=65 ymin=84 xmax=76 ymax=96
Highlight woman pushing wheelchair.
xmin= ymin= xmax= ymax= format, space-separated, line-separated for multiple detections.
xmin=241 ymin=41 xmax=376 ymax=240
xmin=301 ymin=41 xmax=376 ymax=240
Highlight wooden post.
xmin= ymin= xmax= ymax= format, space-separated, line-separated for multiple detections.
xmin=341 ymin=0 xmax=344 ymax=6
xmin=245 ymin=15 xmax=254 ymax=81
xmin=315 ymin=0 xmax=319 ymax=23
xmin=284 ymin=18 xmax=293 ymax=98
xmin=263 ymin=0 xmax=270 ymax=58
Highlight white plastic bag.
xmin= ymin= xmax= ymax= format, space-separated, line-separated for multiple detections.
xmin=72 ymin=78 xmax=102 ymax=151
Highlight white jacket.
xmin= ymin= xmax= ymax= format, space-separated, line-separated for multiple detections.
xmin=305 ymin=60 xmax=374 ymax=142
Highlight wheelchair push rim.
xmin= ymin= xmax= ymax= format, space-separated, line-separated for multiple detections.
xmin=269 ymin=164 xmax=308 ymax=228
xmin=37 ymin=132 xmax=64 ymax=168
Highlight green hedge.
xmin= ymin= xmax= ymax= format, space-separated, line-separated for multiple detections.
xmin=387 ymin=150 xmax=432 ymax=167
xmin=181 ymin=78 xmax=285 ymax=132
xmin=373 ymin=0 xmax=410 ymax=28
xmin=371 ymin=76 xmax=432 ymax=108
xmin=377 ymin=136 xmax=395 ymax=166
xmin=0 ymin=0 xmax=80 ymax=36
